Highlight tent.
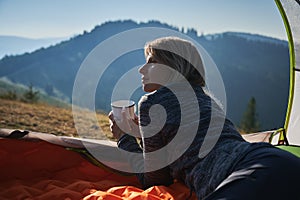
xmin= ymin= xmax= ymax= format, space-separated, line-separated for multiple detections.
xmin=242 ymin=0 xmax=300 ymax=157
xmin=277 ymin=0 xmax=300 ymax=146
xmin=272 ymin=0 xmax=300 ymax=157
xmin=0 ymin=0 xmax=299 ymax=199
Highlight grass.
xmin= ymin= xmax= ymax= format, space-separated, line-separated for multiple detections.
xmin=0 ymin=98 xmax=114 ymax=140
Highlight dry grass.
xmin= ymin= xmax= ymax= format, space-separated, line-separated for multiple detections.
xmin=0 ymin=99 xmax=113 ymax=140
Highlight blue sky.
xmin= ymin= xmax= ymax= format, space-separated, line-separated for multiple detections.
xmin=0 ymin=0 xmax=287 ymax=40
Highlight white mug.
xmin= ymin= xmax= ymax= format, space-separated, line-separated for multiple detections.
xmin=111 ymin=100 xmax=135 ymax=121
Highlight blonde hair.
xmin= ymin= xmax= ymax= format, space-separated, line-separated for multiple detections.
xmin=144 ymin=37 xmax=205 ymax=86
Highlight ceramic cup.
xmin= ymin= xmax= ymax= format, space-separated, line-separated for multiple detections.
xmin=111 ymin=100 xmax=135 ymax=121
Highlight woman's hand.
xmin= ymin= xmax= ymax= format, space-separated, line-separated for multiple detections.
xmin=108 ymin=109 xmax=141 ymax=140
xmin=108 ymin=111 xmax=125 ymax=140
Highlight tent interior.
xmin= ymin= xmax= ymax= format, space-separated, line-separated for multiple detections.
xmin=0 ymin=0 xmax=299 ymax=199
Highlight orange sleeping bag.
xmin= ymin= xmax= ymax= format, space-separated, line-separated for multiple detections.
xmin=0 ymin=139 xmax=196 ymax=199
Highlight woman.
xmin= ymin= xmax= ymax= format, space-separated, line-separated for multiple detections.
xmin=109 ymin=36 xmax=300 ymax=199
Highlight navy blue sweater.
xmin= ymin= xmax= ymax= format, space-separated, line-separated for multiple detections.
xmin=118 ymin=84 xmax=252 ymax=199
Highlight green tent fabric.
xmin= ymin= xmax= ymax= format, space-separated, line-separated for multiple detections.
xmin=277 ymin=145 xmax=300 ymax=157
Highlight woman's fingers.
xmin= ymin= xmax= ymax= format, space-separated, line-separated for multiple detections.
xmin=120 ymin=108 xmax=132 ymax=132
xmin=108 ymin=111 xmax=114 ymax=121
xmin=133 ymin=114 xmax=139 ymax=125
xmin=108 ymin=109 xmax=141 ymax=139
xmin=110 ymin=120 xmax=125 ymax=140
xmin=108 ymin=110 xmax=124 ymax=140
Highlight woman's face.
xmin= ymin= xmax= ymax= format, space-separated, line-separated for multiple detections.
xmin=138 ymin=54 xmax=173 ymax=92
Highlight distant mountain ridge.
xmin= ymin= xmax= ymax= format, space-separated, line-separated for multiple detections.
xmin=0 ymin=35 xmax=67 ymax=59
xmin=224 ymin=32 xmax=287 ymax=45
xmin=0 ymin=20 xmax=290 ymax=131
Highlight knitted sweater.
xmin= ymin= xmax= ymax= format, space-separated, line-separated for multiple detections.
xmin=118 ymin=84 xmax=252 ymax=199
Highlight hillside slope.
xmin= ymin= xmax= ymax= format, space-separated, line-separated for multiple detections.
xmin=0 ymin=99 xmax=112 ymax=140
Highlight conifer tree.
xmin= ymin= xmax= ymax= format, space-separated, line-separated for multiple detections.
xmin=240 ymin=97 xmax=260 ymax=133
xmin=22 ymin=84 xmax=39 ymax=103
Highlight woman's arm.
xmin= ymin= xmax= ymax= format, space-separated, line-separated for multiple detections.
xmin=112 ymin=91 xmax=178 ymax=188
xmin=117 ymin=130 xmax=174 ymax=189
xmin=135 ymin=95 xmax=177 ymax=188
xmin=109 ymin=111 xmax=174 ymax=189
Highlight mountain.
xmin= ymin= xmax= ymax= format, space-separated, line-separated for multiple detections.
xmin=198 ymin=32 xmax=289 ymax=131
xmin=224 ymin=32 xmax=287 ymax=45
xmin=0 ymin=35 xmax=67 ymax=59
xmin=0 ymin=20 xmax=289 ymax=131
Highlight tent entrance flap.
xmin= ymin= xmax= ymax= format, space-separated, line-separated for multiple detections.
xmin=276 ymin=0 xmax=300 ymax=145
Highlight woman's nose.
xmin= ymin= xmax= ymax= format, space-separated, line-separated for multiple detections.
xmin=138 ymin=63 xmax=147 ymax=74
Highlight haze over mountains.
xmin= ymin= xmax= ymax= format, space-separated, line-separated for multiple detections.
xmin=0 ymin=20 xmax=290 ymax=131
xmin=0 ymin=36 xmax=66 ymax=59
